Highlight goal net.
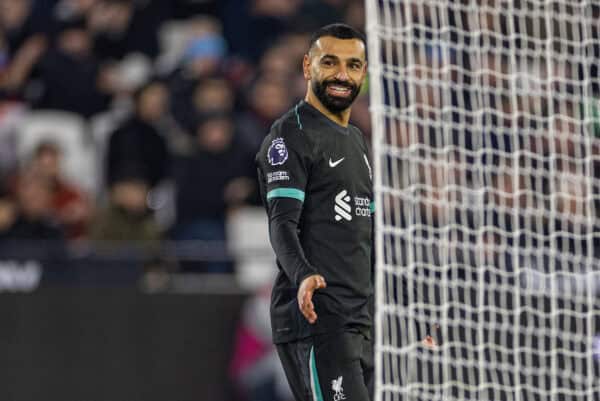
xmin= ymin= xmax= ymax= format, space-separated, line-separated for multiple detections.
xmin=365 ymin=1 xmax=600 ymax=400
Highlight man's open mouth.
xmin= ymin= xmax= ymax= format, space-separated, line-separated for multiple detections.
xmin=326 ymin=84 xmax=353 ymax=97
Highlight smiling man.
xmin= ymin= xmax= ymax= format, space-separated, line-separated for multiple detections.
xmin=256 ymin=24 xmax=374 ymax=401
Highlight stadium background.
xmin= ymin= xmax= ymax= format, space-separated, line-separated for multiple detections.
xmin=0 ymin=0 xmax=598 ymax=401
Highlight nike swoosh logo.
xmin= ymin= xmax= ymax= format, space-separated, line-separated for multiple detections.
xmin=329 ymin=157 xmax=345 ymax=167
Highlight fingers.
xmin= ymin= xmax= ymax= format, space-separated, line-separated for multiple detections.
xmin=302 ymin=294 xmax=318 ymax=324
xmin=421 ymin=335 xmax=437 ymax=349
xmin=423 ymin=323 xmax=443 ymax=349
xmin=299 ymin=287 xmax=317 ymax=324
xmin=422 ymin=323 xmax=443 ymax=350
xmin=298 ymin=275 xmax=327 ymax=324
xmin=313 ymin=275 xmax=327 ymax=289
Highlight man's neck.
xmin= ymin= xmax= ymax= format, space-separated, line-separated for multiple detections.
xmin=305 ymin=91 xmax=351 ymax=127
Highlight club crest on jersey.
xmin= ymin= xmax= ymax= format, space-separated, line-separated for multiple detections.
xmin=267 ymin=138 xmax=288 ymax=166
xmin=332 ymin=376 xmax=346 ymax=400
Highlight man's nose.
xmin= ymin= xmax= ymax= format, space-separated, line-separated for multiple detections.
xmin=334 ymin=66 xmax=349 ymax=81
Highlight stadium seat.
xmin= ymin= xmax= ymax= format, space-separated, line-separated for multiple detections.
xmin=226 ymin=206 xmax=277 ymax=290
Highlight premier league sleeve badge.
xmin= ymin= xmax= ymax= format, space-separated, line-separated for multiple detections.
xmin=267 ymin=138 xmax=288 ymax=166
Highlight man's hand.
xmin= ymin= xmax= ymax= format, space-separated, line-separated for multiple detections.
xmin=297 ymin=274 xmax=327 ymax=324
xmin=421 ymin=324 xmax=443 ymax=350
xmin=421 ymin=335 xmax=438 ymax=349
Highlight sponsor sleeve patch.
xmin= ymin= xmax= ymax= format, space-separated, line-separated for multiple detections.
xmin=267 ymin=138 xmax=288 ymax=166
xmin=267 ymin=170 xmax=290 ymax=183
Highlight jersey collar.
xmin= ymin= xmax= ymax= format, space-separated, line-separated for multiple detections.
xmin=299 ymin=100 xmax=351 ymax=135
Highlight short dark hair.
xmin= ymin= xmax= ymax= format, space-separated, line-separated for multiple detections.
xmin=308 ymin=23 xmax=366 ymax=53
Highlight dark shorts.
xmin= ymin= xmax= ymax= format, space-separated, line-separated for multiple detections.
xmin=276 ymin=330 xmax=374 ymax=401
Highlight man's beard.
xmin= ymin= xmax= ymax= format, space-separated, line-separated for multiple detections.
xmin=312 ymin=78 xmax=361 ymax=114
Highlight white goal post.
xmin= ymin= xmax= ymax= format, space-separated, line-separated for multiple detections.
xmin=366 ymin=1 xmax=600 ymax=401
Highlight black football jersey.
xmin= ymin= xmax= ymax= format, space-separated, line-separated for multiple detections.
xmin=256 ymin=100 xmax=374 ymax=343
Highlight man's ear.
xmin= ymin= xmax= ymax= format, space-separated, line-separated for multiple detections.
xmin=302 ymin=54 xmax=311 ymax=80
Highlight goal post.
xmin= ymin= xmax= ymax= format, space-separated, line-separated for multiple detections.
xmin=366 ymin=1 xmax=600 ymax=401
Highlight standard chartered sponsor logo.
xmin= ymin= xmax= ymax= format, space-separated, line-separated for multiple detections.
xmin=334 ymin=190 xmax=352 ymax=221
xmin=334 ymin=190 xmax=372 ymax=222
xmin=354 ymin=196 xmax=371 ymax=216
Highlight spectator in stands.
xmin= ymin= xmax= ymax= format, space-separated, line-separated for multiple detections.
xmin=549 ymin=161 xmax=598 ymax=261
xmin=237 ymin=74 xmax=291 ymax=153
xmin=27 ymin=141 xmax=92 ymax=240
xmin=0 ymin=29 xmax=47 ymax=99
xmin=34 ymin=18 xmax=113 ymax=117
xmin=168 ymin=76 xmax=238 ymax=156
xmin=343 ymin=0 xmax=366 ymax=31
xmin=349 ymin=91 xmax=371 ymax=138
xmin=168 ymin=16 xmax=228 ymax=133
xmin=0 ymin=0 xmax=32 ymax=54
xmin=90 ymin=167 xmax=169 ymax=289
xmin=555 ymin=162 xmax=589 ymax=225
xmin=3 ymin=169 xmax=65 ymax=241
xmin=193 ymin=77 xmax=235 ymax=116
xmin=257 ymin=43 xmax=296 ymax=80
xmin=551 ymin=101 xmax=586 ymax=158
xmin=174 ymin=76 xmax=235 ymax=142
xmin=0 ymin=169 xmax=68 ymax=277
xmin=417 ymin=156 xmax=449 ymax=229
xmin=90 ymin=169 xmax=162 ymax=255
xmin=172 ymin=112 xmax=254 ymax=272
xmin=87 ymin=0 xmax=163 ymax=61
xmin=106 ymin=79 xmax=170 ymax=189
xmin=257 ymin=32 xmax=310 ymax=102
xmin=484 ymin=156 xmax=528 ymax=266
xmin=220 ymin=0 xmax=302 ymax=63
xmin=0 ymin=0 xmax=51 ymax=55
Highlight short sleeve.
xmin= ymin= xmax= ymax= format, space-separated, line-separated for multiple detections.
xmin=256 ymin=124 xmax=312 ymax=204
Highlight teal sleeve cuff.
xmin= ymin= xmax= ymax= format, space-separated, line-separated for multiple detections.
xmin=267 ymin=187 xmax=305 ymax=202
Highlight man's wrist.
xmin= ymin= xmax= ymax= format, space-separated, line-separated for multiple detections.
xmin=295 ymin=268 xmax=318 ymax=287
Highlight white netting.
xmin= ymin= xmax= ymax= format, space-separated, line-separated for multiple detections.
xmin=366 ymin=1 xmax=600 ymax=401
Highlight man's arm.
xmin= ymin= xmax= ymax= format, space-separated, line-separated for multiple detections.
xmin=257 ymin=124 xmax=327 ymax=324
xmin=267 ymin=197 xmax=326 ymax=324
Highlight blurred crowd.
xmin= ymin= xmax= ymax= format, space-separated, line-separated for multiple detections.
xmin=0 ymin=0 xmax=370 ymax=279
